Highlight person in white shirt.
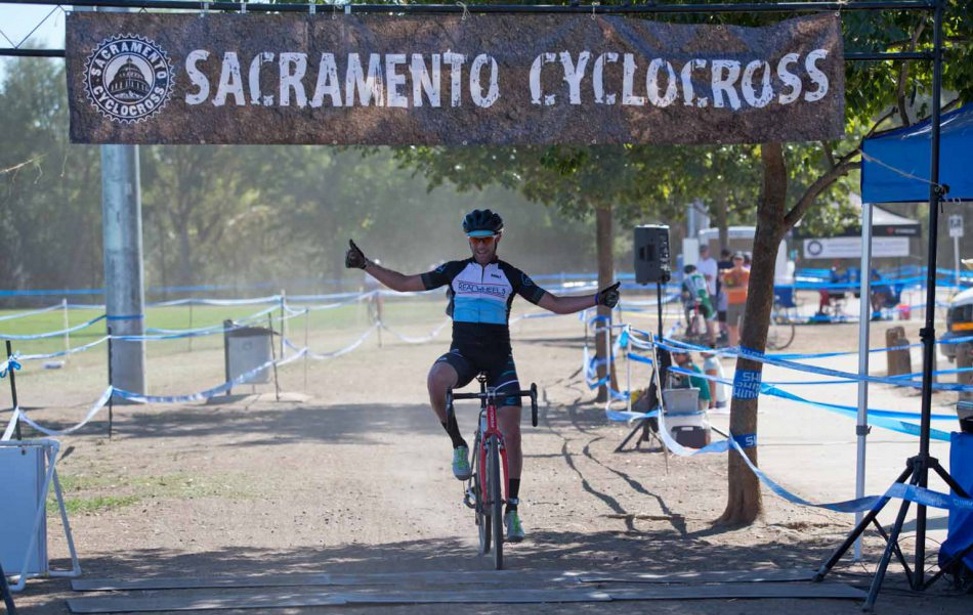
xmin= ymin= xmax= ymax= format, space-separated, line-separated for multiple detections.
xmin=697 ymin=245 xmax=719 ymax=304
xmin=700 ymin=347 xmax=728 ymax=413
xmin=697 ymin=245 xmax=719 ymax=341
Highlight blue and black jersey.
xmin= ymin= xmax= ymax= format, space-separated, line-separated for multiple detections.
xmin=421 ymin=258 xmax=547 ymax=351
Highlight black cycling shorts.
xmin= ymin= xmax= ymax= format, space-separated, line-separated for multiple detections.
xmin=436 ymin=347 xmax=523 ymax=407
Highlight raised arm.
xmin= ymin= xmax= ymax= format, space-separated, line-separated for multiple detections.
xmin=345 ymin=240 xmax=425 ymax=293
xmin=536 ymin=281 xmax=620 ymax=314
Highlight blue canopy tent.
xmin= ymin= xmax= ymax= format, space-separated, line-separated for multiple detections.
xmin=863 ymin=102 xmax=973 ymax=203
xmin=860 ymin=102 xmax=973 ymax=576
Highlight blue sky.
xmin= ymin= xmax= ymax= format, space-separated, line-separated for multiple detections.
xmin=0 ymin=4 xmax=67 ymax=49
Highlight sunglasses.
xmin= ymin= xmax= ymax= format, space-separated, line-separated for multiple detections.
xmin=469 ymin=235 xmax=497 ymax=245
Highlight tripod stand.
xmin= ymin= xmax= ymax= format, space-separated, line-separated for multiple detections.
xmin=614 ymin=279 xmax=671 ymax=453
xmin=815 ymin=5 xmax=967 ymax=606
xmin=813 ymin=449 xmax=970 ymax=610
xmin=1 ymin=559 xmax=17 ymax=614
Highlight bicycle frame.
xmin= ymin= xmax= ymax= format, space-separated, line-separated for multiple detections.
xmin=475 ymin=385 xmax=509 ymax=506
xmin=447 ymin=374 xmax=537 ymax=569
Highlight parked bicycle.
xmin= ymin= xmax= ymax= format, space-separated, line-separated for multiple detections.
xmin=766 ymin=295 xmax=797 ymax=351
xmin=447 ymin=373 xmax=538 ymax=570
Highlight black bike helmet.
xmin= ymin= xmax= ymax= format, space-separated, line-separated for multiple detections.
xmin=462 ymin=209 xmax=504 ymax=237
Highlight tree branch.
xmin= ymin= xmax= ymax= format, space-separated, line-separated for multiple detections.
xmin=783 ymin=156 xmax=861 ymax=229
xmin=0 ymin=155 xmax=45 ymax=176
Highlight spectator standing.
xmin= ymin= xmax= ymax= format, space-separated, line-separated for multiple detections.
xmin=721 ymin=252 xmax=750 ymax=346
xmin=697 ymin=244 xmax=719 ymax=299
xmin=715 ymin=248 xmax=733 ymax=343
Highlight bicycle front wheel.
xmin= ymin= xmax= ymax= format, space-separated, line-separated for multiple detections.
xmin=475 ymin=469 xmax=491 ymax=555
xmin=487 ymin=436 xmax=504 ymax=570
xmin=473 ymin=436 xmax=490 ymax=556
xmin=766 ymin=313 xmax=796 ymax=351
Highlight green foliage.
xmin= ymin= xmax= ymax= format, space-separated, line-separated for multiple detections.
xmin=394 ymin=1 xmax=972 ymax=242
xmin=3 ymin=2 xmax=971 ymax=295
xmin=0 ymin=58 xmax=102 ymax=292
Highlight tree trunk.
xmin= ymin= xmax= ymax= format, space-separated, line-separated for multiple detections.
xmin=594 ymin=204 xmax=615 ymax=402
xmin=713 ymin=190 xmax=729 ymax=251
xmin=718 ymin=143 xmax=788 ymax=525
xmin=176 ymin=227 xmax=194 ymax=289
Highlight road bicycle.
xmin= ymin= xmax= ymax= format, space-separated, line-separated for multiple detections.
xmin=446 ymin=374 xmax=537 ymax=570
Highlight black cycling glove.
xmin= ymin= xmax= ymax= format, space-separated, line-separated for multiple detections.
xmin=345 ymin=239 xmax=368 ymax=269
xmin=595 ymin=281 xmax=621 ymax=308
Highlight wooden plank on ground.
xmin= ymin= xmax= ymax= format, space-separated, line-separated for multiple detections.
xmin=72 ymin=569 xmax=580 ymax=592
xmin=66 ymin=583 xmax=865 ymax=613
xmin=71 ymin=567 xmax=815 ymax=592
xmin=577 ymin=568 xmax=818 ymax=584
xmin=66 ymin=588 xmax=610 ymax=613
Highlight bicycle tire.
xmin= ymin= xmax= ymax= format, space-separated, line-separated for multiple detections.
xmin=487 ymin=436 xmax=504 ymax=570
xmin=475 ymin=469 xmax=491 ymax=555
xmin=473 ymin=435 xmax=490 ymax=555
xmin=766 ymin=313 xmax=796 ymax=351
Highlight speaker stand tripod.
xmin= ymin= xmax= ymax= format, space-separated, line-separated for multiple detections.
xmin=813 ymin=451 xmax=969 ymax=610
xmin=615 ymin=279 xmax=671 ymax=453
xmin=1 ymin=560 xmax=17 ymax=614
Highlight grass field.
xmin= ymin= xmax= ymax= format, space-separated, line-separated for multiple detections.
xmin=0 ymin=286 xmax=668 ymax=408
xmin=0 ymin=293 xmax=449 ymax=357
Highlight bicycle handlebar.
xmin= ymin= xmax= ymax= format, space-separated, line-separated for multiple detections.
xmin=446 ymin=384 xmax=539 ymax=427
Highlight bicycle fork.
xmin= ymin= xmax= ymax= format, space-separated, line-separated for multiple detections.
xmin=462 ymin=416 xmax=509 ymax=511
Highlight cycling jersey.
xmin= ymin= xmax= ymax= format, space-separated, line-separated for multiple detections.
xmin=422 ymin=258 xmax=547 ymax=350
xmin=682 ymin=271 xmax=713 ymax=312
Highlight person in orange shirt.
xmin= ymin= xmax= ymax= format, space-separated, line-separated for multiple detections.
xmin=721 ymin=252 xmax=750 ymax=346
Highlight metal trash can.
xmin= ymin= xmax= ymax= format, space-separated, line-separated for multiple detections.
xmin=223 ymin=320 xmax=274 ymax=392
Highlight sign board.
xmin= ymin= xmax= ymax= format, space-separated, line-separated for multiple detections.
xmin=803 ymin=236 xmax=911 ymax=259
xmin=949 ymin=214 xmax=964 ymax=239
xmin=66 ymin=13 xmax=845 ymax=145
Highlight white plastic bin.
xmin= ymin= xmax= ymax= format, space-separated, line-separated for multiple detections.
xmin=0 ymin=442 xmax=48 ymax=576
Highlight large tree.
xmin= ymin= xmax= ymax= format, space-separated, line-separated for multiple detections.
xmin=719 ymin=3 xmax=973 ymax=524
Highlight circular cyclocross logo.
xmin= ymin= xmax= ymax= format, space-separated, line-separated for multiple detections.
xmin=83 ymin=35 xmax=174 ymax=123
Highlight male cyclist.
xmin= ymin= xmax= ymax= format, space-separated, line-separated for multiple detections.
xmin=345 ymin=209 xmax=620 ymax=542
xmin=681 ymin=264 xmax=716 ymax=346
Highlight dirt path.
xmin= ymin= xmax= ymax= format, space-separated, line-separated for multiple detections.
xmin=6 ymin=307 xmax=972 ymax=614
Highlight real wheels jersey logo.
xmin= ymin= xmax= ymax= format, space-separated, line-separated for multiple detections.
xmin=83 ymin=35 xmax=174 ymax=123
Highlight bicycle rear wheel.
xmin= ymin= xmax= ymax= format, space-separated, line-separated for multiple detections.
xmin=487 ymin=436 xmax=504 ymax=570
xmin=767 ymin=312 xmax=796 ymax=350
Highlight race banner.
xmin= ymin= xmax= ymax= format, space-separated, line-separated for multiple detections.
xmin=66 ymin=12 xmax=844 ymax=145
